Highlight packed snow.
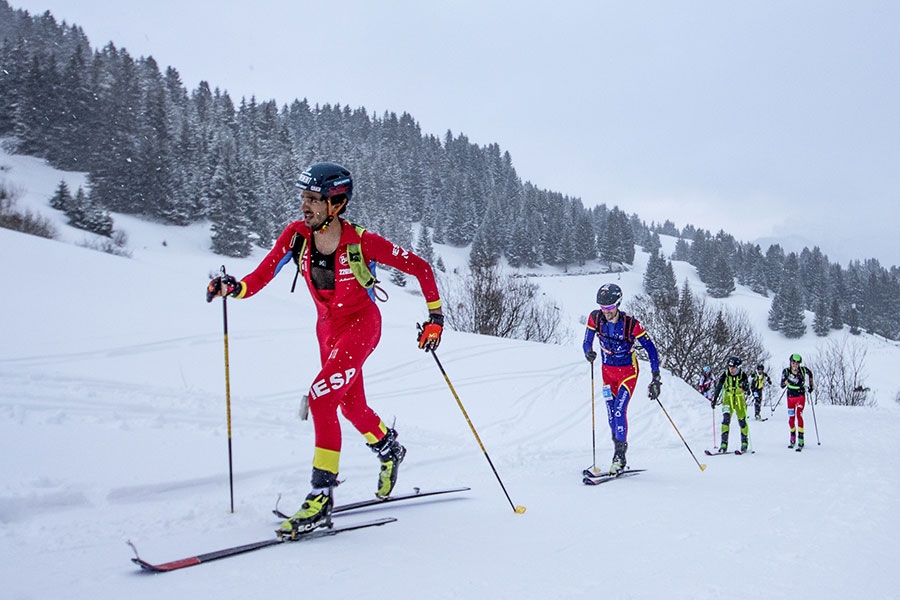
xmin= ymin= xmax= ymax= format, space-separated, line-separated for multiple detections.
xmin=1 ymin=148 xmax=898 ymax=599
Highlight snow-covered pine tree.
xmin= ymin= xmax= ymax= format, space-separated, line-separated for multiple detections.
xmin=769 ymin=253 xmax=806 ymax=338
xmin=847 ymin=305 xmax=861 ymax=335
xmin=208 ymin=137 xmax=252 ymax=258
xmin=763 ymin=244 xmax=785 ymax=292
xmin=706 ymin=254 xmax=736 ymax=298
xmin=672 ymin=237 xmax=690 ymax=262
xmin=813 ymin=298 xmax=830 ymax=336
xmin=415 ymin=227 xmax=435 ymax=264
xmin=49 ymin=180 xmax=72 ymax=211
xmin=829 ymin=296 xmax=843 ymax=331
xmin=643 ymin=252 xmax=677 ymax=308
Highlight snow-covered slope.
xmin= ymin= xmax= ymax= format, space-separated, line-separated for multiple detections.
xmin=1 ymin=149 xmax=898 ymax=599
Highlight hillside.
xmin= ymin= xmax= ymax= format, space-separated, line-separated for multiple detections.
xmin=1 ymin=149 xmax=899 ymax=599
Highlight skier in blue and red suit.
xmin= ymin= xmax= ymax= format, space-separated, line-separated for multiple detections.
xmin=582 ymin=283 xmax=661 ymax=474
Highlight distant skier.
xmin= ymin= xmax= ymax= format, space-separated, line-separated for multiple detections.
xmin=711 ymin=356 xmax=752 ymax=453
xmin=206 ymin=162 xmax=444 ymax=538
xmin=697 ymin=365 xmax=715 ymax=401
xmin=750 ymin=364 xmax=773 ymax=420
xmin=582 ymin=283 xmax=661 ymax=474
xmin=780 ymin=354 xmax=814 ymax=449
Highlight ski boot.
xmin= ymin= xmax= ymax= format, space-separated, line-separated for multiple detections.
xmin=797 ymin=433 xmax=805 ymax=451
xmin=369 ymin=428 xmax=406 ymax=499
xmin=609 ymin=440 xmax=628 ymax=475
xmin=740 ymin=434 xmax=749 ymax=454
xmin=277 ymin=490 xmax=333 ymax=540
xmin=788 ymin=432 xmax=796 ymax=449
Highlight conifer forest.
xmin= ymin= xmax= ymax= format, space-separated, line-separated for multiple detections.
xmin=1 ymin=1 xmax=898 ymax=341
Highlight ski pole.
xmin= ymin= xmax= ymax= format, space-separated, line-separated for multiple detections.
xmin=586 ymin=362 xmax=601 ymax=476
xmin=770 ymin=387 xmax=786 ymax=415
xmin=211 ymin=265 xmax=236 ymax=513
xmin=746 ymin=412 xmax=754 ymax=454
xmin=656 ymin=397 xmax=707 ymax=471
xmin=426 ymin=344 xmax=526 ymax=514
xmin=808 ymin=389 xmax=821 ymax=445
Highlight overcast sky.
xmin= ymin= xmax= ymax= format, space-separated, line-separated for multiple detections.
xmin=10 ymin=0 xmax=900 ymax=266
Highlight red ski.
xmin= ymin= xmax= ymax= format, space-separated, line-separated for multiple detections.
xmin=129 ymin=517 xmax=395 ymax=573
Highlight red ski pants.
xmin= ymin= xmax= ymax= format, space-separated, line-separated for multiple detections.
xmin=787 ymin=394 xmax=806 ymax=434
xmin=308 ymin=304 xmax=387 ymax=476
xmin=602 ymin=364 xmax=639 ymax=443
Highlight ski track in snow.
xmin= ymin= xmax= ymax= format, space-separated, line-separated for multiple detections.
xmin=2 ymin=150 xmax=900 ymax=598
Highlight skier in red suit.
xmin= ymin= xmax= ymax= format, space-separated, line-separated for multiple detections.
xmin=207 ymin=162 xmax=443 ymax=537
xmin=781 ymin=353 xmax=814 ymax=450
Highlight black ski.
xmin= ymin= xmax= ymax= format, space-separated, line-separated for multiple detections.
xmin=273 ymin=486 xmax=469 ymax=520
xmin=583 ymin=470 xmax=644 ymax=486
xmin=129 ymin=517 xmax=395 ymax=573
xmin=705 ymin=449 xmax=753 ymax=456
xmin=583 ymin=468 xmax=646 ymax=479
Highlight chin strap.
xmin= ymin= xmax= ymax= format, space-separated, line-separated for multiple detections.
xmin=313 ymin=197 xmax=348 ymax=232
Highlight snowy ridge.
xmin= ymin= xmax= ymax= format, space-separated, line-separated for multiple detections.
xmin=1 ymin=148 xmax=899 ymax=599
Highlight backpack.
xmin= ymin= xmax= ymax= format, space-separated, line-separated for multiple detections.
xmin=591 ymin=309 xmax=636 ymax=344
xmin=781 ymin=366 xmax=809 ymax=391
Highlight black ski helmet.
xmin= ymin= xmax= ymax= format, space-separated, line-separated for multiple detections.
xmin=756 ymin=363 xmax=764 ymax=371
xmin=297 ymin=162 xmax=353 ymax=204
xmin=596 ymin=283 xmax=623 ymax=308
xmin=726 ymin=356 xmax=742 ymax=368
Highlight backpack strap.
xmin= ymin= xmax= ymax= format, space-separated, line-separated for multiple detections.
xmin=288 ymin=224 xmax=385 ymax=300
xmin=289 ymin=232 xmax=306 ymax=293
xmin=592 ymin=310 xmax=635 ymax=344
xmin=619 ymin=312 xmax=636 ymax=344
xmin=346 ymin=223 xmax=377 ymax=290
xmin=346 ymin=223 xmax=387 ymax=301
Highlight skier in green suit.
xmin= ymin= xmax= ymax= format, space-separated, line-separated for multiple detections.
xmin=711 ymin=356 xmax=752 ymax=453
